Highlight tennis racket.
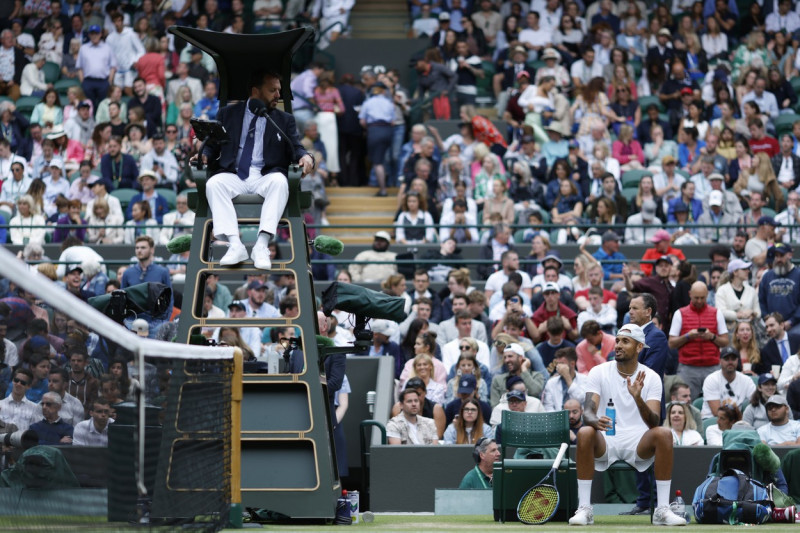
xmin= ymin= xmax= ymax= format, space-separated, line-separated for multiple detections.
xmin=516 ymin=442 xmax=569 ymax=525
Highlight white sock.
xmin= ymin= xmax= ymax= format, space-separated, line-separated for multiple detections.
xmin=578 ymin=479 xmax=592 ymax=508
xmin=656 ymin=480 xmax=671 ymax=509
xmin=228 ymin=234 xmax=242 ymax=247
xmin=256 ymin=231 xmax=271 ymax=248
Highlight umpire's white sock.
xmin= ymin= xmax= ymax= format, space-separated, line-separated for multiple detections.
xmin=228 ymin=234 xmax=242 ymax=247
xmin=578 ymin=480 xmax=592 ymax=507
xmin=656 ymin=480 xmax=671 ymax=508
xmin=256 ymin=231 xmax=272 ymax=248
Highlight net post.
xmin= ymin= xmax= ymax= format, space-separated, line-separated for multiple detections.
xmin=229 ymin=347 xmax=244 ymax=528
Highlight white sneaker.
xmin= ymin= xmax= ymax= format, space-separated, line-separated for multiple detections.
xmin=251 ymin=244 xmax=272 ymax=270
xmin=652 ymin=505 xmax=687 ymax=526
xmin=569 ymin=505 xmax=594 ymax=526
xmin=219 ymin=243 xmax=248 ymax=266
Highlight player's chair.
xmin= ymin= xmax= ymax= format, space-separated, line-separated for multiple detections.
xmin=494 ymin=410 xmax=577 ymax=522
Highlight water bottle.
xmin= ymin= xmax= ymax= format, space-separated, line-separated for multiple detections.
xmin=606 ymin=399 xmax=616 ymax=436
xmin=670 ymin=490 xmax=690 ymax=524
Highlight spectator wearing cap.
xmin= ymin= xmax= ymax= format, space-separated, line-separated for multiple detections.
xmin=100 ymin=135 xmax=139 ymax=190
xmin=76 ymin=25 xmax=117 ymax=108
xmin=530 ymin=252 xmax=574 ymax=294
xmin=62 ymin=265 xmax=95 ymax=301
xmin=64 ymin=100 xmax=95 ymax=147
xmin=625 ymin=199 xmax=663 ymax=244
xmin=570 ymin=46 xmax=603 ymax=90
xmin=532 ymin=282 xmax=578 ymax=343
xmin=639 ymin=229 xmax=687 ymax=277
xmin=742 ymin=372 xmax=794 ymax=430
xmin=490 ymin=375 xmax=545 ymax=426
xmin=348 ymin=231 xmax=397 ymax=283
xmin=85 ymin=175 xmax=122 ymax=220
xmin=703 ymin=172 xmax=743 ymax=220
xmin=761 ymin=244 xmax=800 ymax=333
xmin=591 ymin=230 xmax=626 ymax=281
xmin=535 ymin=47 xmax=569 ymax=89
xmin=747 ymin=216 xmax=781 ymax=267
xmin=490 ymin=343 xmax=545 ymax=408
xmin=669 ymin=281 xmax=731 ymax=401
xmin=757 ymin=394 xmax=800 ymax=445
xmin=224 ymin=301 xmax=261 ymax=358
xmin=697 ymin=190 xmax=738 ymax=243
xmin=42 ymin=159 xmax=69 ymax=216
xmin=715 ymin=258 xmax=760 ymax=332
xmin=431 ymin=11 xmax=451 ymax=47
xmin=139 ymin=133 xmax=180 ymax=189
xmin=236 ymin=280 xmax=280 ymax=320
xmin=20 ymin=52 xmax=50 ymax=97
xmin=126 ymin=170 xmax=169 ymax=223
xmin=443 ymin=372 xmax=492 ymax=425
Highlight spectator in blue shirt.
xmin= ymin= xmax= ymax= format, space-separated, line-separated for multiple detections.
xmin=592 ymin=230 xmax=627 ymax=280
xmin=194 ymin=80 xmax=219 ymax=120
xmin=120 ymin=235 xmax=173 ymax=334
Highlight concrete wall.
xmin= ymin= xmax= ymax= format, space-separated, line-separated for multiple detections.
xmin=368 ymin=445 xmax=798 ymax=513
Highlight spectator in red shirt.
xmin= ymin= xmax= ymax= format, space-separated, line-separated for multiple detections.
xmin=748 ymin=118 xmax=779 ymax=158
xmin=532 ymin=282 xmax=578 ymax=342
xmin=575 ymin=320 xmax=616 ymax=374
xmin=640 ymin=229 xmax=686 ymax=276
xmin=574 ymin=263 xmax=618 ymax=311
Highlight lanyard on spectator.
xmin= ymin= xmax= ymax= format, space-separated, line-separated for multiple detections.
xmin=111 ymin=156 xmax=123 ymax=185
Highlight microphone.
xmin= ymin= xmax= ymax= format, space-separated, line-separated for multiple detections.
xmin=313 ymin=235 xmax=344 ymax=256
xmin=366 ymin=391 xmax=376 ymax=415
xmin=248 ymin=98 xmax=269 ymax=118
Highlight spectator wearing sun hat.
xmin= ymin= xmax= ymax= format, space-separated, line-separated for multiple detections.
xmin=126 ymin=170 xmax=169 ymax=223
xmin=76 ymin=24 xmax=117 ymax=108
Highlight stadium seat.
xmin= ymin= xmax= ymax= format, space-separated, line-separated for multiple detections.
xmin=42 ymin=61 xmax=60 ymax=84
xmin=702 ymin=416 xmax=717 ymax=443
xmin=621 ymin=187 xmax=638 ymax=202
xmin=156 ymin=188 xmax=177 ymax=210
xmin=638 ymin=95 xmax=664 ymax=113
xmin=54 ymin=78 xmax=79 ymax=95
xmin=775 ymin=114 xmax=800 ymax=138
xmin=110 ymin=188 xmax=139 ymax=211
xmin=495 ymin=410 xmax=575 ymax=523
xmin=15 ymin=95 xmax=40 ymax=115
xmin=526 ymin=60 xmax=546 ymax=77
xmin=621 ymin=169 xmax=653 ymax=189
xmin=692 ymin=397 xmax=703 ymax=411
xmin=675 ymin=169 xmax=690 ymax=179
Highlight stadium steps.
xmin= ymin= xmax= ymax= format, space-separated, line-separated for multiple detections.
xmin=322 ymin=187 xmax=398 ymax=244
xmin=349 ymin=0 xmax=407 ymax=39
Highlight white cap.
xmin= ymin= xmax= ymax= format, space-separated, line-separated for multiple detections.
xmin=616 ymin=323 xmax=649 ymax=348
xmin=503 ymin=343 xmax=525 ymax=356
xmin=708 ymin=190 xmax=723 ymax=207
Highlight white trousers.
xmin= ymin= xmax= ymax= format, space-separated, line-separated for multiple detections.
xmin=315 ymin=111 xmax=340 ymax=173
xmin=206 ymin=169 xmax=288 ymax=239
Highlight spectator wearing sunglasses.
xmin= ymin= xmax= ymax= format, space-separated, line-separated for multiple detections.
xmin=30 ymin=392 xmax=74 ymax=445
xmin=699 ymin=346 xmax=756 ymax=419
xmin=0 ymin=368 xmax=39 ymax=432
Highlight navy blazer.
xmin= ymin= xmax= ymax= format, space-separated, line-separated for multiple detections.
xmin=126 ymin=193 xmax=170 ymax=223
xmin=757 ymin=333 xmax=800 ymax=376
xmin=639 ymin=321 xmax=669 ymax=419
xmin=204 ymin=100 xmax=308 ymax=178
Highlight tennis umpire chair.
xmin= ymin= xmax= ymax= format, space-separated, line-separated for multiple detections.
xmin=494 ymin=410 xmax=577 ymax=522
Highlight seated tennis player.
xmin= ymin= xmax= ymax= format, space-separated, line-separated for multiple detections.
xmin=569 ymin=324 xmax=686 ymax=526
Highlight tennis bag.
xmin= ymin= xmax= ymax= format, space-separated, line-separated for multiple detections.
xmin=692 ymin=468 xmax=772 ymax=524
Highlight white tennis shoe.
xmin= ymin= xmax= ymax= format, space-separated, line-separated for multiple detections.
xmin=219 ymin=243 xmax=248 ymax=266
xmin=251 ymin=243 xmax=272 ymax=270
xmin=652 ymin=505 xmax=687 ymax=526
xmin=569 ymin=505 xmax=594 ymax=526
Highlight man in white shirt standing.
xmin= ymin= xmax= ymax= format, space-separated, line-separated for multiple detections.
xmin=570 ymin=47 xmax=603 ymax=92
xmin=105 ymin=12 xmax=144 ymax=95
xmin=72 ymin=398 xmax=113 ymax=446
